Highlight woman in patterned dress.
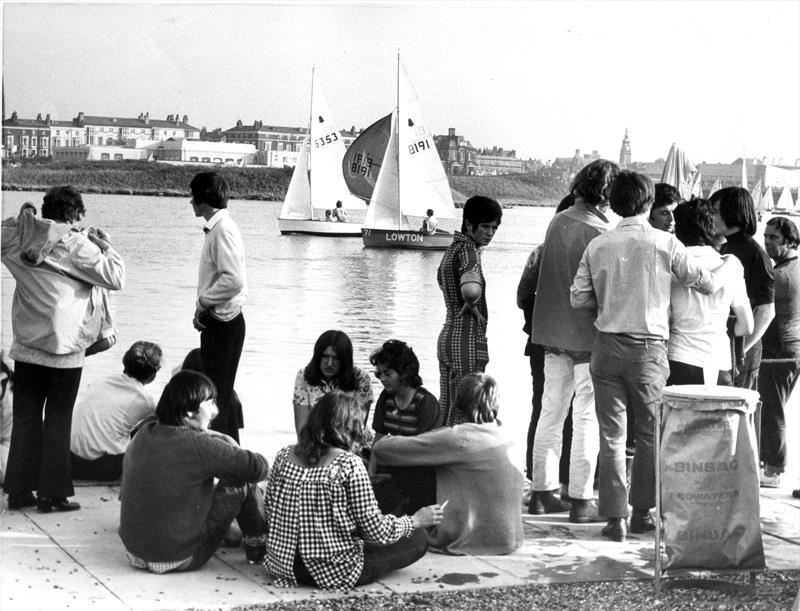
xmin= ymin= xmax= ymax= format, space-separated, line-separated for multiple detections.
xmin=436 ymin=196 xmax=503 ymax=426
xmin=292 ymin=330 xmax=373 ymax=436
xmin=264 ymin=390 xmax=443 ymax=590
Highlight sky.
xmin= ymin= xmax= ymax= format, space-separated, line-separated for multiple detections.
xmin=2 ymin=0 xmax=799 ymax=165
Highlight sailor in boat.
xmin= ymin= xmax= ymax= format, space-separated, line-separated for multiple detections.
xmin=332 ymin=200 xmax=348 ymax=222
xmin=420 ymin=209 xmax=439 ymax=235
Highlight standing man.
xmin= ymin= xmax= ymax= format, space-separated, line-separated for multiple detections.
xmin=529 ymin=160 xmax=618 ymax=522
xmin=571 ymin=170 xmax=735 ymax=542
xmin=191 ymin=172 xmax=247 ymax=444
xmin=649 ymin=183 xmax=682 ymax=233
xmin=758 ymin=217 xmax=800 ymax=489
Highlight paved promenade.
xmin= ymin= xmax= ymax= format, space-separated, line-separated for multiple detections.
xmin=1 ymin=481 xmax=798 ymax=611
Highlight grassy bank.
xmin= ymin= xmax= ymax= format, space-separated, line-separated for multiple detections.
xmin=2 ymin=159 xmax=565 ymax=205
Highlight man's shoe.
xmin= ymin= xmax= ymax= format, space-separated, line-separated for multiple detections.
xmin=528 ymin=490 xmax=571 ymax=515
xmin=569 ymin=499 xmax=604 ymax=523
xmin=760 ymin=471 xmax=781 ymax=488
xmin=630 ymin=510 xmax=655 ymax=533
xmin=37 ymin=497 xmax=81 ymax=513
xmin=601 ymin=518 xmax=627 ymax=542
xmin=793 ymin=489 xmax=800 ymax=499
xmin=8 ymin=492 xmax=37 ymax=510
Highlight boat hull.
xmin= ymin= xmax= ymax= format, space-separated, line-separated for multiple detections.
xmin=278 ymin=218 xmax=363 ymax=236
xmin=361 ymin=228 xmax=453 ymax=250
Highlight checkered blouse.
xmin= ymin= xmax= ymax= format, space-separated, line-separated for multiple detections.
xmin=264 ymin=446 xmax=414 ymax=590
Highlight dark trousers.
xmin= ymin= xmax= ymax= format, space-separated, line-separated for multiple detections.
xmin=757 ymin=356 xmax=800 ymax=471
xmin=293 ymin=528 xmax=428 ymax=587
xmin=526 ymin=344 xmax=572 ymax=484
xmin=3 ymin=362 xmax=82 ymax=499
xmin=200 ymin=312 xmax=245 ymax=443
xmin=185 ymin=481 xmax=265 ymax=571
xmin=70 ymin=452 xmax=124 ymax=481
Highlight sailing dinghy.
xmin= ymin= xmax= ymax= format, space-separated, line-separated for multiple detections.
xmin=358 ymin=57 xmax=459 ymax=249
xmin=278 ymin=69 xmax=365 ymax=236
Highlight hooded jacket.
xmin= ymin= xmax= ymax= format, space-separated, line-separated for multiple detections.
xmin=1 ymin=212 xmax=126 ymax=359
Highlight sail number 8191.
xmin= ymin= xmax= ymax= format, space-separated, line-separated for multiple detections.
xmin=408 ymin=139 xmax=430 ymax=155
xmin=314 ymin=132 xmax=339 ymax=148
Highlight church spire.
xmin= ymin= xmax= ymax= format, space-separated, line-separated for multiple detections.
xmin=619 ymin=128 xmax=631 ymax=167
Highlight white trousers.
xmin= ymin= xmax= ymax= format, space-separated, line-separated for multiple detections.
xmin=531 ymin=352 xmax=599 ymax=500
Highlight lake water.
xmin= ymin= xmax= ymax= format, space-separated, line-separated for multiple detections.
xmin=2 ymin=191 xmax=797 ymax=480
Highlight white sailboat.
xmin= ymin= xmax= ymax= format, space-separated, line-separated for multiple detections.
xmin=278 ymin=69 xmax=365 ymax=236
xmin=775 ymin=185 xmax=794 ymax=212
xmin=360 ymin=56 xmax=459 ymax=250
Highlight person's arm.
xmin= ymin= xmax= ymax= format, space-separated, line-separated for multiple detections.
xmin=415 ymin=391 xmax=441 ymax=432
xmin=367 ymin=432 xmax=384 ymax=476
xmin=516 ymin=246 xmax=542 ymax=310
xmin=372 ymin=426 xmax=467 ymax=466
xmin=570 ymin=251 xmax=597 ymax=309
xmin=672 ymin=243 xmax=739 ymax=295
xmin=745 ymin=303 xmax=775 ymax=352
xmin=292 ymin=370 xmax=311 ymax=436
xmin=199 ymin=433 xmax=270 ymax=484
xmin=62 ymin=233 xmax=126 ymax=291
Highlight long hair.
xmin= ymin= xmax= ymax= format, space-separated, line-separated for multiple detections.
xmin=303 ymin=330 xmax=357 ymax=391
xmin=570 ymin=159 xmax=619 ymax=206
xmin=709 ymin=187 xmax=757 ymax=236
xmin=674 ymin=199 xmax=716 ymax=248
xmin=369 ymin=339 xmax=422 ymax=388
xmin=295 ymin=390 xmax=366 ymax=466
xmin=453 ymin=373 xmax=500 ymax=425
xmin=156 ymin=370 xmax=217 ymax=426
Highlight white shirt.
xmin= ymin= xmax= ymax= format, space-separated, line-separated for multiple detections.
xmin=668 ymin=245 xmax=748 ymax=369
xmin=198 ymin=209 xmax=247 ymax=321
xmin=70 ymin=373 xmax=156 ymax=459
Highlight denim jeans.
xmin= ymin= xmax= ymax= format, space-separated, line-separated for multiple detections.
xmin=201 ymin=312 xmax=246 ymax=443
xmin=4 ymin=362 xmax=82 ymax=499
xmin=532 ymin=352 xmax=597 ymax=500
xmin=185 ymin=481 xmax=266 ymax=571
xmin=591 ymin=333 xmax=668 ymax=518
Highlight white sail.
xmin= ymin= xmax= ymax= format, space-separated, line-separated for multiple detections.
xmin=763 ymin=186 xmax=774 ymax=211
xmin=750 ymin=179 xmax=763 ymax=212
xmin=775 ymin=185 xmax=793 ymax=210
xmin=365 ymin=111 xmax=402 ymax=229
xmin=309 ymin=73 xmax=365 ymax=214
xmin=397 ymin=60 xmax=457 ymax=226
xmin=708 ymin=178 xmax=723 ymax=198
xmin=280 ymin=137 xmax=311 ymax=219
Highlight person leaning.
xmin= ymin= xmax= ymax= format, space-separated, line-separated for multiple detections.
xmin=570 ymin=170 xmax=738 ymax=543
xmin=190 ymin=172 xmax=247 ymax=444
xmin=1 ymin=189 xmax=126 ymax=512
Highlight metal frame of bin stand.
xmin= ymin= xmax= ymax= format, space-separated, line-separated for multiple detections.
xmin=653 ymin=395 xmax=760 ymax=596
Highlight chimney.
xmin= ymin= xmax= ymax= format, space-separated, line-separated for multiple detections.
xmin=45 ymin=113 xmax=51 ymax=125
xmin=167 ymin=114 xmax=174 ymax=122
xmin=236 ymin=119 xmax=243 ymax=128
xmin=36 ymin=113 xmax=42 ymax=121
xmin=77 ymin=112 xmax=85 ymax=126
xmin=448 ymin=128 xmax=455 ymax=137
xmin=182 ymin=114 xmax=188 ymax=124
xmin=144 ymin=112 xmax=150 ymax=125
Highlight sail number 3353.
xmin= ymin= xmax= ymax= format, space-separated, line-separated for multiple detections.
xmin=408 ymin=139 xmax=431 ymax=155
xmin=314 ymin=132 xmax=339 ymax=148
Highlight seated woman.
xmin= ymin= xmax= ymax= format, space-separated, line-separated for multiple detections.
xmin=368 ymin=339 xmax=440 ymax=514
xmin=119 ymin=370 xmax=269 ymax=572
xmin=264 ymin=390 xmax=443 ymax=591
xmin=372 ymin=373 xmax=523 ymax=556
xmin=292 ymin=330 xmax=373 ymax=435
xmin=667 ymin=199 xmax=753 ymax=385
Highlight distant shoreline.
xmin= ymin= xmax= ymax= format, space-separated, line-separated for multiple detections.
xmin=1 ymin=159 xmax=564 ymax=206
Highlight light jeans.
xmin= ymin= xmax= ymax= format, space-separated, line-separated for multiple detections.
xmin=531 ymin=352 xmax=598 ymax=500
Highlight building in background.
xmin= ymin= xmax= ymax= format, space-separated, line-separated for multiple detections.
xmin=619 ymin=128 xmax=631 ymax=168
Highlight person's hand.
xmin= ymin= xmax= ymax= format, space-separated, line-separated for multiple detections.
xmin=87 ymin=227 xmax=112 ymax=252
xmin=193 ymin=307 xmax=207 ymax=331
xmin=411 ymin=503 xmax=445 ymax=529
xmin=459 ymin=301 xmax=486 ymax=325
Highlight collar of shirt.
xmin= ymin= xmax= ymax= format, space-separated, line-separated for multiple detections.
xmin=775 ymin=254 xmax=799 ymax=269
xmin=572 ymin=200 xmax=610 ymax=224
xmin=615 ymin=215 xmax=652 ymax=229
xmin=203 ymin=208 xmax=229 ymax=233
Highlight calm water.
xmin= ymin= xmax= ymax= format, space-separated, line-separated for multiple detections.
xmin=2 ymin=191 xmax=796 ymax=479
xmin=0 ymin=192 xmax=554 ymax=465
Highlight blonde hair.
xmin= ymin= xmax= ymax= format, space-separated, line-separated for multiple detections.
xmin=454 ymin=373 xmax=499 ymax=424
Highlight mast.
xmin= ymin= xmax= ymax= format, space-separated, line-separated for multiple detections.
xmin=307 ymin=67 xmax=314 ymax=218
xmin=396 ymin=51 xmax=402 ymax=229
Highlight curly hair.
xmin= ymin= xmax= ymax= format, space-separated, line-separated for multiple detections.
xmin=570 ymin=159 xmax=620 ymax=206
xmin=41 ymin=186 xmax=86 ymax=223
xmin=369 ymin=339 xmax=422 ymax=388
xmin=453 ymin=373 xmax=500 ymax=425
xmin=295 ymin=390 xmax=366 ymax=467
xmin=122 ymin=341 xmax=163 ymax=383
